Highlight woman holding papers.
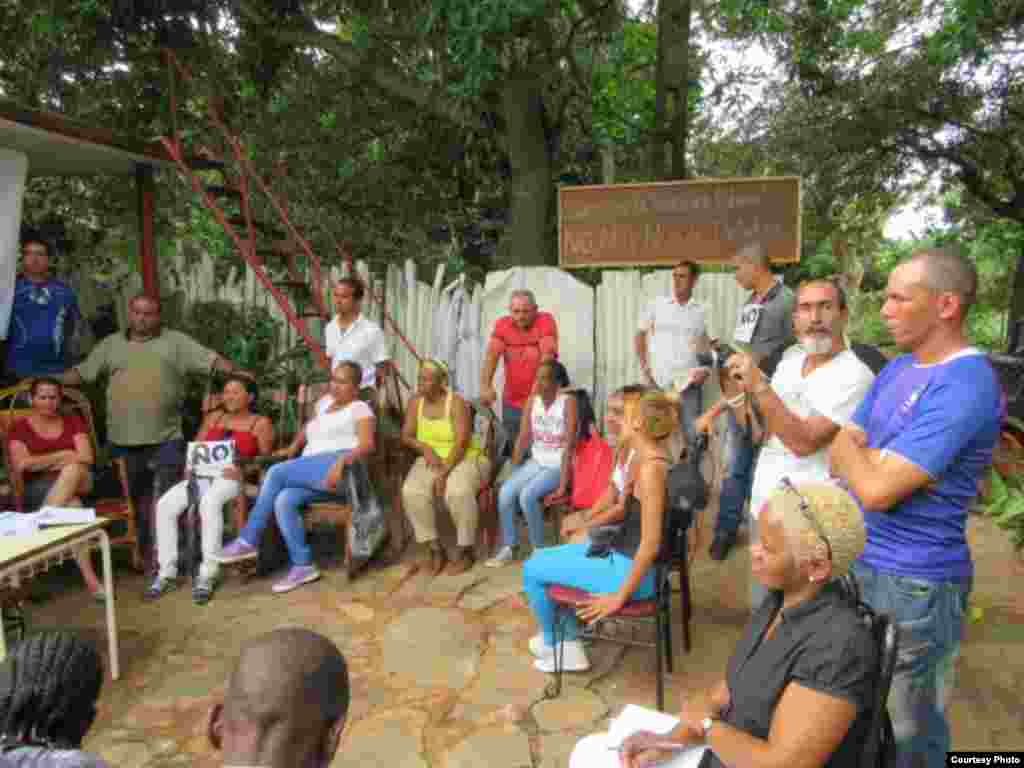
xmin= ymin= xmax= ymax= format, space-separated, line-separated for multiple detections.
xmin=146 ymin=377 xmax=273 ymax=605
xmin=7 ymin=377 xmax=104 ymax=600
xmin=569 ymin=482 xmax=875 ymax=768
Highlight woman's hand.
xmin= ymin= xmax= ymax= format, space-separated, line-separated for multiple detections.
xmin=221 ymin=465 xmax=242 ymax=481
xmin=322 ymin=455 xmax=350 ymax=491
xmin=575 ymin=592 xmax=626 ymax=625
xmin=273 ymin=447 xmax=295 ymax=460
xmin=432 ymin=471 xmax=449 ymax=497
xmin=678 ymin=698 xmax=718 ymax=739
xmin=542 ymin=489 xmax=567 ymax=506
xmin=617 ymin=730 xmax=687 ymax=768
xmin=423 ymin=446 xmax=445 ymax=470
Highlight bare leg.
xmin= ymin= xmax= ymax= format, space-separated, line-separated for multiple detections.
xmin=43 ymin=465 xmax=101 ymax=594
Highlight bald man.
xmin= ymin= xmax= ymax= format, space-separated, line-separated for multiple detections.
xmin=209 ymin=628 xmax=350 ymax=768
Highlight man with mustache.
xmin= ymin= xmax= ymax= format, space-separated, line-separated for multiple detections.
xmin=725 ymin=278 xmax=874 ymax=607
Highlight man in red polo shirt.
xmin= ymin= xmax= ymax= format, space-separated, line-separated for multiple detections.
xmin=480 ymin=289 xmax=559 ymax=453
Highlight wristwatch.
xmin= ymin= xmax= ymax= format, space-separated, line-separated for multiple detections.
xmin=701 ymin=716 xmax=716 ymax=738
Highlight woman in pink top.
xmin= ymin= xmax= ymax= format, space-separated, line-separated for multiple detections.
xmin=7 ymin=377 xmax=103 ymax=599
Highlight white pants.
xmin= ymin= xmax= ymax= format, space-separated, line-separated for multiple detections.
xmin=155 ymin=477 xmax=240 ymax=581
xmin=569 ymin=732 xmax=707 ymax=768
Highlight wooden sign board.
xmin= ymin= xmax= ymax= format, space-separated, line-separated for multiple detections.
xmin=558 ymin=176 xmax=801 ymax=268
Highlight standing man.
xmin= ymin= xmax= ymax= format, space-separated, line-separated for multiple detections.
xmin=480 ymin=289 xmax=559 ymax=451
xmin=830 ymin=247 xmax=1002 ymax=768
xmin=4 ymin=235 xmax=80 ymax=380
xmin=725 ymin=279 xmax=874 ymax=605
xmin=696 ymin=242 xmax=795 ymax=561
xmin=208 ymin=628 xmax=350 ymax=768
xmin=324 ymin=277 xmax=392 ymax=394
xmin=59 ymin=294 xmax=251 ymax=571
xmin=635 ymin=260 xmax=709 ymax=457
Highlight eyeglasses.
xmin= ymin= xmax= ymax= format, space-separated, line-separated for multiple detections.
xmin=779 ymin=477 xmax=832 ymax=563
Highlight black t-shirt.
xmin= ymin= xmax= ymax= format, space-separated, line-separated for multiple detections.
xmin=700 ymin=581 xmax=876 ymax=768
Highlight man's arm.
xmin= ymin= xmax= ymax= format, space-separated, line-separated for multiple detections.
xmin=634 ymin=330 xmax=656 ymax=385
xmin=829 ymin=427 xmax=930 ymax=512
xmin=539 ymin=313 xmax=558 ymax=362
xmin=59 ymin=335 xmax=108 ymax=387
xmin=479 ymin=335 xmax=502 ymax=406
xmin=755 ymin=384 xmax=841 ymax=457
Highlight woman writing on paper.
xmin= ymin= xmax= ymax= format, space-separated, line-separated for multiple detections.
xmin=7 ymin=378 xmax=104 ymax=600
xmin=146 ymin=377 xmax=273 ymax=605
xmin=569 ymin=482 xmax=876 ymax=768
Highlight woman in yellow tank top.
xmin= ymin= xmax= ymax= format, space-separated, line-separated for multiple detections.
xmin=400 ymin=359 xmax=489 ymax=575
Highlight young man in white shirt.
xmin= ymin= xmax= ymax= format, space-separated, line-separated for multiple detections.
xmin=324 ymin=277 xmax=392 ymax=392
xmin=724 ymin=278 xmax=875 ymax=607
xmin=635 ymin=260 xmax=709 ymax=458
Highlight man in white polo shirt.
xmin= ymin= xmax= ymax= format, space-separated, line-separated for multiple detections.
xmin=324 ymin=277 xmax=391 ymax=393
xmin=635 ymin=260 xmax=709 ymax=457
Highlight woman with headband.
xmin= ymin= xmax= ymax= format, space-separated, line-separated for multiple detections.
xmin=400 ymin=359 xmax=490 ymax=575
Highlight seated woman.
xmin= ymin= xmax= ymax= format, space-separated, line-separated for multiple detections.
xmin=569 ymin=481 xmax=875 ymax=768
xmin=7 ymin=377 xmax=104 ymax=600
xmin=146 ymin=376 xmax=274 ymax=605
xmin=560 ymin=387 xmax=646 ymax=545
xmin=0 ymin=630 xmax=109 ymax=767
xmin=400 ymin=359 xmax=491 ymax=576
xmin=522 ymin=390 xmax=676 ymax=673
xmin=484 ymin=360 xmax=577 ymax=566
xmin=216 ymin=361 xmax=375 ymax=594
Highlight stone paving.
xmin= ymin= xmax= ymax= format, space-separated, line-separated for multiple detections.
xmin=19 ymin=512 xmax=1024 ymax=767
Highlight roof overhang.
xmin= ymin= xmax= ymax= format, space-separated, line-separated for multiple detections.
xmin=0 ymin=99 xmax=174 ymax=177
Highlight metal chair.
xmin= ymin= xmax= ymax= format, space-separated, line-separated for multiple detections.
xmin=543 ymin=525 xmax=693 ymax=712
xmin=839 ymin=574 xmax=898 ymax=768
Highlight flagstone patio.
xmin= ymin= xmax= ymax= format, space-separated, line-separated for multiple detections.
xmin=18 ymin=511 xmax=1024 ymax=767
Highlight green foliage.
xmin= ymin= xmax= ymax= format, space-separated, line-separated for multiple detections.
xmin=980 ymin=467 xmax=1024 ymax=551
xmin=178 ymin=301 xmax=280 ymax=373
xmin=592 ymin=21 xmax=658 ymax=145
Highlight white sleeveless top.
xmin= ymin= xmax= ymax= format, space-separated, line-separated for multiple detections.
xmin=612 ymin=449 xmax=635 ymax=493
xmin=531 ymin=393 xmax=569 ymax=468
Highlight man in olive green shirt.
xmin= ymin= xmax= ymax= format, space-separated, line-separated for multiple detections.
xmin=60 ymin=294 xmax=252 ymax=570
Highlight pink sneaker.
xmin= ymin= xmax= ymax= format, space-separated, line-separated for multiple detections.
xmin=272 ymin=565 xmax=321 ymax=594
xmin=214 ymin=538 xmax=258 ymax=564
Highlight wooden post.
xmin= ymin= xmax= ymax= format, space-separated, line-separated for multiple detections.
xmin=136 ymin=164 xmax=158 ymax=298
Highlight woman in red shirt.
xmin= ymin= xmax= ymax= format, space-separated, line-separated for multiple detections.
xmin=7 ymin=377 xmax=103 ymax=599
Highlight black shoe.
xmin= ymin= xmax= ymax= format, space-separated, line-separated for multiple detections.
xmin=708 ymin=533 xmax=736 ymax=562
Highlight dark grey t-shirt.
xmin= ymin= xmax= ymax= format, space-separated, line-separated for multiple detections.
xmin=0 ymin=747 xmax=110 ymax=768
xmin=733 ymin=278 xmax=795 ymax=377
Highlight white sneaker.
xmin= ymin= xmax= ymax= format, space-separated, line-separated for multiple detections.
xmin=483 ymin=545 xmax=517 ymax=568
xmin=529 ymin=632 xmax=554 ymax=659
xmin=533 ymin=640 xmax=591 ymax=673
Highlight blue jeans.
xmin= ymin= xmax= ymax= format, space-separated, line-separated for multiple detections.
xmin=523 ymin=543 xmax=656 ymax=644
xmin=498 ymin=459 xmax=561 ymax=548
xmin=716 ymin=408 xmax=755 ymax=538
xmin=239 ymin=451 xmax=346 ymax=567
xmin=850 ymin=560 xmax=971 ymax=768
xmin=502 ymin=403 xmax=523 ymax=458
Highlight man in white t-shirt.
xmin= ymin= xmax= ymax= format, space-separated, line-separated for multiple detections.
xmin=635 ymin=260 xmax=709 ymax=457
xmin=724 ymin=278 xmax=874 ymax=606
xmin=324 ymin=277 xmax=392 ymax=391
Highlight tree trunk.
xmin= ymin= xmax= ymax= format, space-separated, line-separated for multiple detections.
xmin=500 ymin=75 xmax=556 ymax=266
xmin=652 ymin=0 xmax=693 ymax=180
xmin=1008 ymin=244 xmax=1024 ymax=354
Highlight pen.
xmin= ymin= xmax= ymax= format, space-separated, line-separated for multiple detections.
xmin=608 ymin=741 xmax=689 ymax=753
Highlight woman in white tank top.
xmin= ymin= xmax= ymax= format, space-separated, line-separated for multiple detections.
xmin=484 ymin=361 xmax=578 ymax=566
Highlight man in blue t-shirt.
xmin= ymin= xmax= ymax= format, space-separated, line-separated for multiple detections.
xmin=3 ymin=236 xmax=80 ymax=379
xmin=830 ymin=246 xmax=1002 ymax=768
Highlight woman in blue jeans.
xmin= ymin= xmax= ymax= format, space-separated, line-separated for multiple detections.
xmin=485 ymin=360 xmax=577 ymax=566
xmin=522 ymin=390 xmax=675 ymax=672
xmin=216 ymin=361 xmax=375 ymax=593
